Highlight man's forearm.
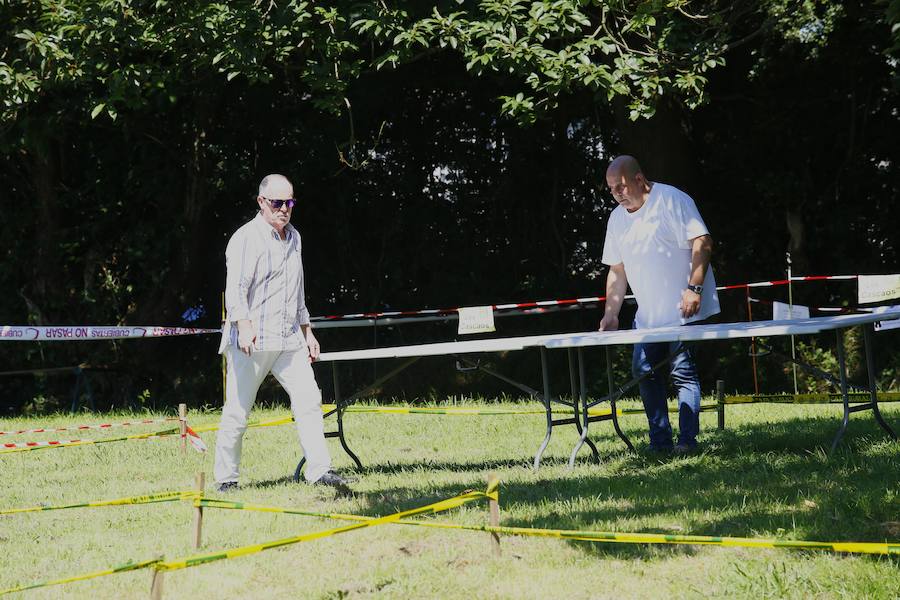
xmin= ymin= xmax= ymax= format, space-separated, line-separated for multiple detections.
xmin=689 ymin=235 xmax=713 ymax=286
xmin=604 ymin=265 xmax=628 ymax=318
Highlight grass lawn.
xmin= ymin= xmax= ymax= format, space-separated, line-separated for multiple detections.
xmin=1 ymin=398 xmax=899 ymax=599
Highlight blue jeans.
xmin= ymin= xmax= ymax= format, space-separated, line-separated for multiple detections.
xmin=632 ymin=340 xmax=701 ymax=449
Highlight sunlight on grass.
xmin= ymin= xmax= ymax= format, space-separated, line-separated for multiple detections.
xmin=1 ymin=400 xmax=899 ymax=598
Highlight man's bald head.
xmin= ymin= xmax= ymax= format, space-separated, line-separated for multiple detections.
xmin=258 ymin=174 xmax=293 ymax=199
xmin=606 ymin=155 xmax=643 ymax=180
xmin=604 ymin=155 xmax=651 ymax=212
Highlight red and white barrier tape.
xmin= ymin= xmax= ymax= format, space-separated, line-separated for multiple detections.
xmin=0 ymin=275 xmax=865 ymax=333
xmin=747 ymin=296 xmax=873 ymax=314
xmin=185 ymin=426 xmax=208 ymax=453
xmin=719 ymin=275 xmax=858 ymax=291
xmin=0 ymin=418 xmax=178 ymax=437
xmin=314 ymin=296 xmax=608 ymax=322
xmin=3 ymin=439 xmax=83 ymax=449
xmin=311 ymin=275 xmax=862 ymax=323
xmin=0 ymin=326 xmax=219 ymax=342
xmin=0 ymin=425 xmax=207 ymax=454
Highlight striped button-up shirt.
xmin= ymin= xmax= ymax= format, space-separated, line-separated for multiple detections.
xmin=218 ymin=213 xmax=311 ymax=353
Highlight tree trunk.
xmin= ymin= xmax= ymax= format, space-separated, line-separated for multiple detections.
xmin=611 ymin=96 xmax=699 ymax=193
xmin=25 ymin=144 xmax=61 ymax=324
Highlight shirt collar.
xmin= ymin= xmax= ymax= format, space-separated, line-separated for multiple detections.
xmin=252 ymin=212 xmax=294 ymax=241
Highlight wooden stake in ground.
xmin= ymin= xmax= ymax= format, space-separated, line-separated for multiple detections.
xmin=193 ymin=471 xmax=205 ymax=549
xmin=149 ymin=562 xmax=164 ymax=600
xmin=487 ymin=472 xmax=500 ymax=556
xmin=178 ymin=404 xmax=187 ymax=453
xmin=717 ymin=379 xmax=725 ymax=430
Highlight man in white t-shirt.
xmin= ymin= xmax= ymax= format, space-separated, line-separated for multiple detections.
xmin=599 ymin=155 xmax=720 ymax=454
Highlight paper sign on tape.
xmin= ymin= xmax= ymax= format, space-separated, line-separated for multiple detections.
xmin=773 ymin=301 xmax=810 ymax=320
xmin=457 ymin=306 xmax=496 ymax=335
xmin=858 ymin=274 xmax=900 ymax=304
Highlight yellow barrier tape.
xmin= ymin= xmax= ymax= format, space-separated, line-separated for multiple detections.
xmin=466 ymin=524 xmax=900 ymax=555
xmin=0 ymin=426 xmax=186 ymax=455
xmin=725 ymin=391 xmax=900 ymax=405
xmin=199 ymin=496 xmax=898 ymax=556
xmin=581 ymin=404 xmax=718 ymax=417
xmin=0 ymin=398 xmax=720 ymax=455
xmin=155 ymin=479 xmax=498 ymax=572
xmin=206 ymin=405 xmax=723 ymax=419
xmin=242 ymin=403 xmax=719 ymax=419
xmin=0 ymin=557 xmax=161 ymax=596
xmin=187 ymin=404 xmax=715 ymax=436
xmin=2 ymin=401 xmax=722 ymax=452
xmin=0 ymin=490 xmax=200 ymax=515
xmin=189 ymin=415 xmax=294 ymax=434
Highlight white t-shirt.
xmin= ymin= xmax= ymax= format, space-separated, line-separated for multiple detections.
xmin=601 ymin=182 xmax=720 ymax=329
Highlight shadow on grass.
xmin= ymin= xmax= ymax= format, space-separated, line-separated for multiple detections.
xmin=340 ymin=414 xmax=900 ymax=560
xmin=251 ymin=475 xmax=297 ymax=490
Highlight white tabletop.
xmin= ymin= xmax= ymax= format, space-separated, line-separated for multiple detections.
xmin=542 ymin=308 xmax=900 ymax=349
xmin=318 ymin=333 xmax=560 ymax=362
xmin=317 ymin=308 xmax=900 ymax=363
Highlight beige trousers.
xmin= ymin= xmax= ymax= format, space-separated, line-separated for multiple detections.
xmin=214 ymin=346 xmax=331 ymax=484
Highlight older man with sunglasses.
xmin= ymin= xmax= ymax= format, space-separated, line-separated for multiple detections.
xmin=213 ymin=173 xmax=350 ymax=493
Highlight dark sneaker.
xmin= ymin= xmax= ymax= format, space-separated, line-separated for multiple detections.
xmin=647 ymin=445 xmax=673 ymax=455
xmin=313 ymin=470 xmax=352 ymax=492
xmin=673 ymin=443 xmax=698 ymax=456
xmin=216 ymin=481 xmax=239 ymax=493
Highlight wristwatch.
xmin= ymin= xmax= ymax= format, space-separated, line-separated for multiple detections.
xmin=687 ymin=284 xmax=703 ymax=295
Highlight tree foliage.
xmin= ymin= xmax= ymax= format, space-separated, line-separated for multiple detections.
xmin=1 ymin=1 xmax=898 ymax=411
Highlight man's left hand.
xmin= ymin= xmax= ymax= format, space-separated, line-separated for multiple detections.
xmin=681 ymin=289 xmax=701 ymax=318
xmin=305 ymin=330 xmax=321 ymax=362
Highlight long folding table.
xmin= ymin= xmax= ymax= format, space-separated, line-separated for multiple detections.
xmin=295 ymin=308 xmax=900 ymax=476
xmin=296 ymin=332 xmax=600 ymax=477
xmin=542 ymin=309 xmax=900 ymax=465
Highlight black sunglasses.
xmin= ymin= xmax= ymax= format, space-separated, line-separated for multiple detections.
xmin=261 ymin=197 xmax=296 ymax=209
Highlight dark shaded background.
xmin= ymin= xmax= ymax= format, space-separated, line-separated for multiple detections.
xmin=1 ymin=2 xmax=897 ymax=413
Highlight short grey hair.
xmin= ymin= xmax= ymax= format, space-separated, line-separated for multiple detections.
xmin=258 ymin=174 xmax=292 ymax=197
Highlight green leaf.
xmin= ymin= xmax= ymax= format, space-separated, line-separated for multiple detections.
xmin=91 ymin=103 xmax=106 ymax=119
xmin=571 ymin=13 xmax=591 ymax=27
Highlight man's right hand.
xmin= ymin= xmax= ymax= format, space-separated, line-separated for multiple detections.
xmin=598 ymin=313 xmax=619 ymax=331
xmin=237 ymin=320 xmax=256 ymax=355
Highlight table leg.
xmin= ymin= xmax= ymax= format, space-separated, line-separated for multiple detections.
xmin=533 ymin=347 xmax=554 ymax=470
xmin=606 ymin=346 xmax=634 ymax=451
xmin=829 ymin=329 xmax=851 ymax=454
xmin=863 ymin=325 xmax=897 ymax=439
xmin=569 ymin=348 xmax=600 ymax=468
xmin=568 ymin=348 xmax=578 ymax=402
xmin=294 ymin=362 xmax=365 ymax=482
